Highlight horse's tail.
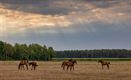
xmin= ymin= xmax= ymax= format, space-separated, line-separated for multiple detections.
xmin=18 ymin=64 xmax=21 ymax=70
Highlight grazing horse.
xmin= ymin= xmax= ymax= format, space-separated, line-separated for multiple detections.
xmin=29 ymin=62 xmax=38 ymax=70
xmin=18 ymin=60 xmax=29 ymax=70
xmin=98 ymin=60 xmax=110 ymax=69
xmin=61 ymin=60 xmax=77 ymax=71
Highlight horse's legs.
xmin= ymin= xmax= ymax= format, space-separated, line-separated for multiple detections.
xmin=107 ymin=64 xmax=109 ymax=69
xmin=25 ymin=64 xmax=28 ymax=70
xmin=73 ymin=65 xmax=74 ymax=71
xmin=62 ymin=65 xmax=64 ymax=70
xmin=31 ymin=66 xmax=33 ymax=70
xmin=18 ymin=64 xmax=20 ymax=70
xmin=32 ymin=65 xmax=34 ymax=70
xmin=67 ymin=66 xmax=69 ymax=71
xmin=34 ymin=66 xmax=35 ymax=70
xmin=20 ymin=65 xmax=22 ymax=70
xmin=34 ymin=66 xmax=36 ymax=70
xmin=21 ymin=66 xmax=23 ymax=70
xmin=21 ymin=65 xmax=23 ymax=70
xmin=18 ymin=65 xmax=20 ymax=70
xmin=31 ymin=65 xmax=35 ymax=70
xmin=70 ymin=66 xmax=72 ymax=71
xmin=20 ymin=65 xmax=21 ymax=70
xmin=23 ymin=65 xmax=25 ymax=70
xmin=63 ymin=65 xmax=65 ymax=70
xmin=22 ymin=65 xmax=25 ymax=70
xmin=19 ymin=65 xmax=21 ymax=70
xmin=102 ymin=65 xmax=103 ymax=69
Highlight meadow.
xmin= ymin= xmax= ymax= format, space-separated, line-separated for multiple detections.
xmin=0 ymin=61 xmax=131 ymax=80
xmin=53 ymin=58 xmax=131 ymax=61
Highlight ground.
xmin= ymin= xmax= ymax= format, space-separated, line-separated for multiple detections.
xmin=0 ymin=61 xmax=131 ymax=80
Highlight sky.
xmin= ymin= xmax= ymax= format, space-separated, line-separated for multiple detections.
xmin=0 ymin=0 xmax=131 ymax=50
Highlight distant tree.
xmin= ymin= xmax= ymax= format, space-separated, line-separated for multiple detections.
xmin=47 ymin=47 xmax=55 ymax=60
xmin=3 ymin=43 xmax=14 ymax=60
xmin=0 ymin=41 xmax=5 ymax=60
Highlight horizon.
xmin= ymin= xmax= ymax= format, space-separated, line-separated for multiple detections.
xmin=0 ymin=0 xmax=131 ymax=50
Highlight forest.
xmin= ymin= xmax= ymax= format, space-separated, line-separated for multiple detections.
xmin=0 ymin=41 xmax=55 ymax=60
xmin=0 ymin=41 xmax=131 ymax=60
xmin=55 ymin=49 xmax=131 ymax=58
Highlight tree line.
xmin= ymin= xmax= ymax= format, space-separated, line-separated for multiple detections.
xmin=1 ymin=41 xmax=131 ymax=60
xmin=0 ymin=41 xmax=55 ymax=60
xmin=55 ymin=49 xmax=131 ymax=58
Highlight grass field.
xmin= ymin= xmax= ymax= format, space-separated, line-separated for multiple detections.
xmin=53 ymin=58 xmax=131 ymax=61
xmin=0 ymin=61 xmax=131 ymax=80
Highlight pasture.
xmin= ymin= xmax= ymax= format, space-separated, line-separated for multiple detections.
xmin=0 ymin=61 xmax=131 ymax=80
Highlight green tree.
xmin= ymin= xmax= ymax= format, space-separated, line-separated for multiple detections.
xmin=48 ymin=47 xmax=55 ymax=60
xmin=3 ymin=43 xmax=14 ymax=60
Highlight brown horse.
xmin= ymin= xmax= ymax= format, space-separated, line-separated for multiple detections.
xmin=29 ymin=62 xmax=38 ymax=70
xmin=18 ymin=60 xmax=29 ymax=70
xmin=61 ymin=60 xmax=77 ymax=71
xmin=98 ymin=60 xmax=110 ymax=69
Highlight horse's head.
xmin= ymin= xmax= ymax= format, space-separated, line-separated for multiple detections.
xmin=68 ymin=59 xmax=73 ymax=62
xmin=73 ymin=60 xmax=77 ymax=64
xmin=98 ymin=60 xmax=103 ymax=63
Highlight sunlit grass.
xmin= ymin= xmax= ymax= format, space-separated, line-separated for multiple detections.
xmin=53 ymin=58 xmax=131 ymax=61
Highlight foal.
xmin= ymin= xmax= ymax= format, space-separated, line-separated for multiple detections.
xmin=29 ymin=62 xmax=38 ymax=70
xmin=18 ymin=60 xmax=29 ymax=70
xmin=98 ymin=60 xmax=110 ymax=69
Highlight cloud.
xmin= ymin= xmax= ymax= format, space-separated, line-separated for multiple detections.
xmin=0 ymin=0 xmax=131 ymax=37
xmin=0 ymin=4 xmax=73 ymax=36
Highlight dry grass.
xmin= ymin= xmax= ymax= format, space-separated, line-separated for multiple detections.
xmin=0 ymin=61 xmax=131 ymax=80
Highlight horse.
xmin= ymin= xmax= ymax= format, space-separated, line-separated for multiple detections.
xmin=29 ymin=61 xmax=38 ymax=70
xmin=98 ymin=60 xmax=110 ymax=69
xmin=61 ymin=59 xmax=77 ymax=71
xmin=18 ymin=60 xmax=29 ymax=70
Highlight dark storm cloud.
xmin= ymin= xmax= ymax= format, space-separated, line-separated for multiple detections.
xmin=1 ymin=0 xmax=128 ymax=15
xmin=0 ymin=0 xmax=43 ymax=4
xmin=0 ymin=0 xmax=78 ymax=15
